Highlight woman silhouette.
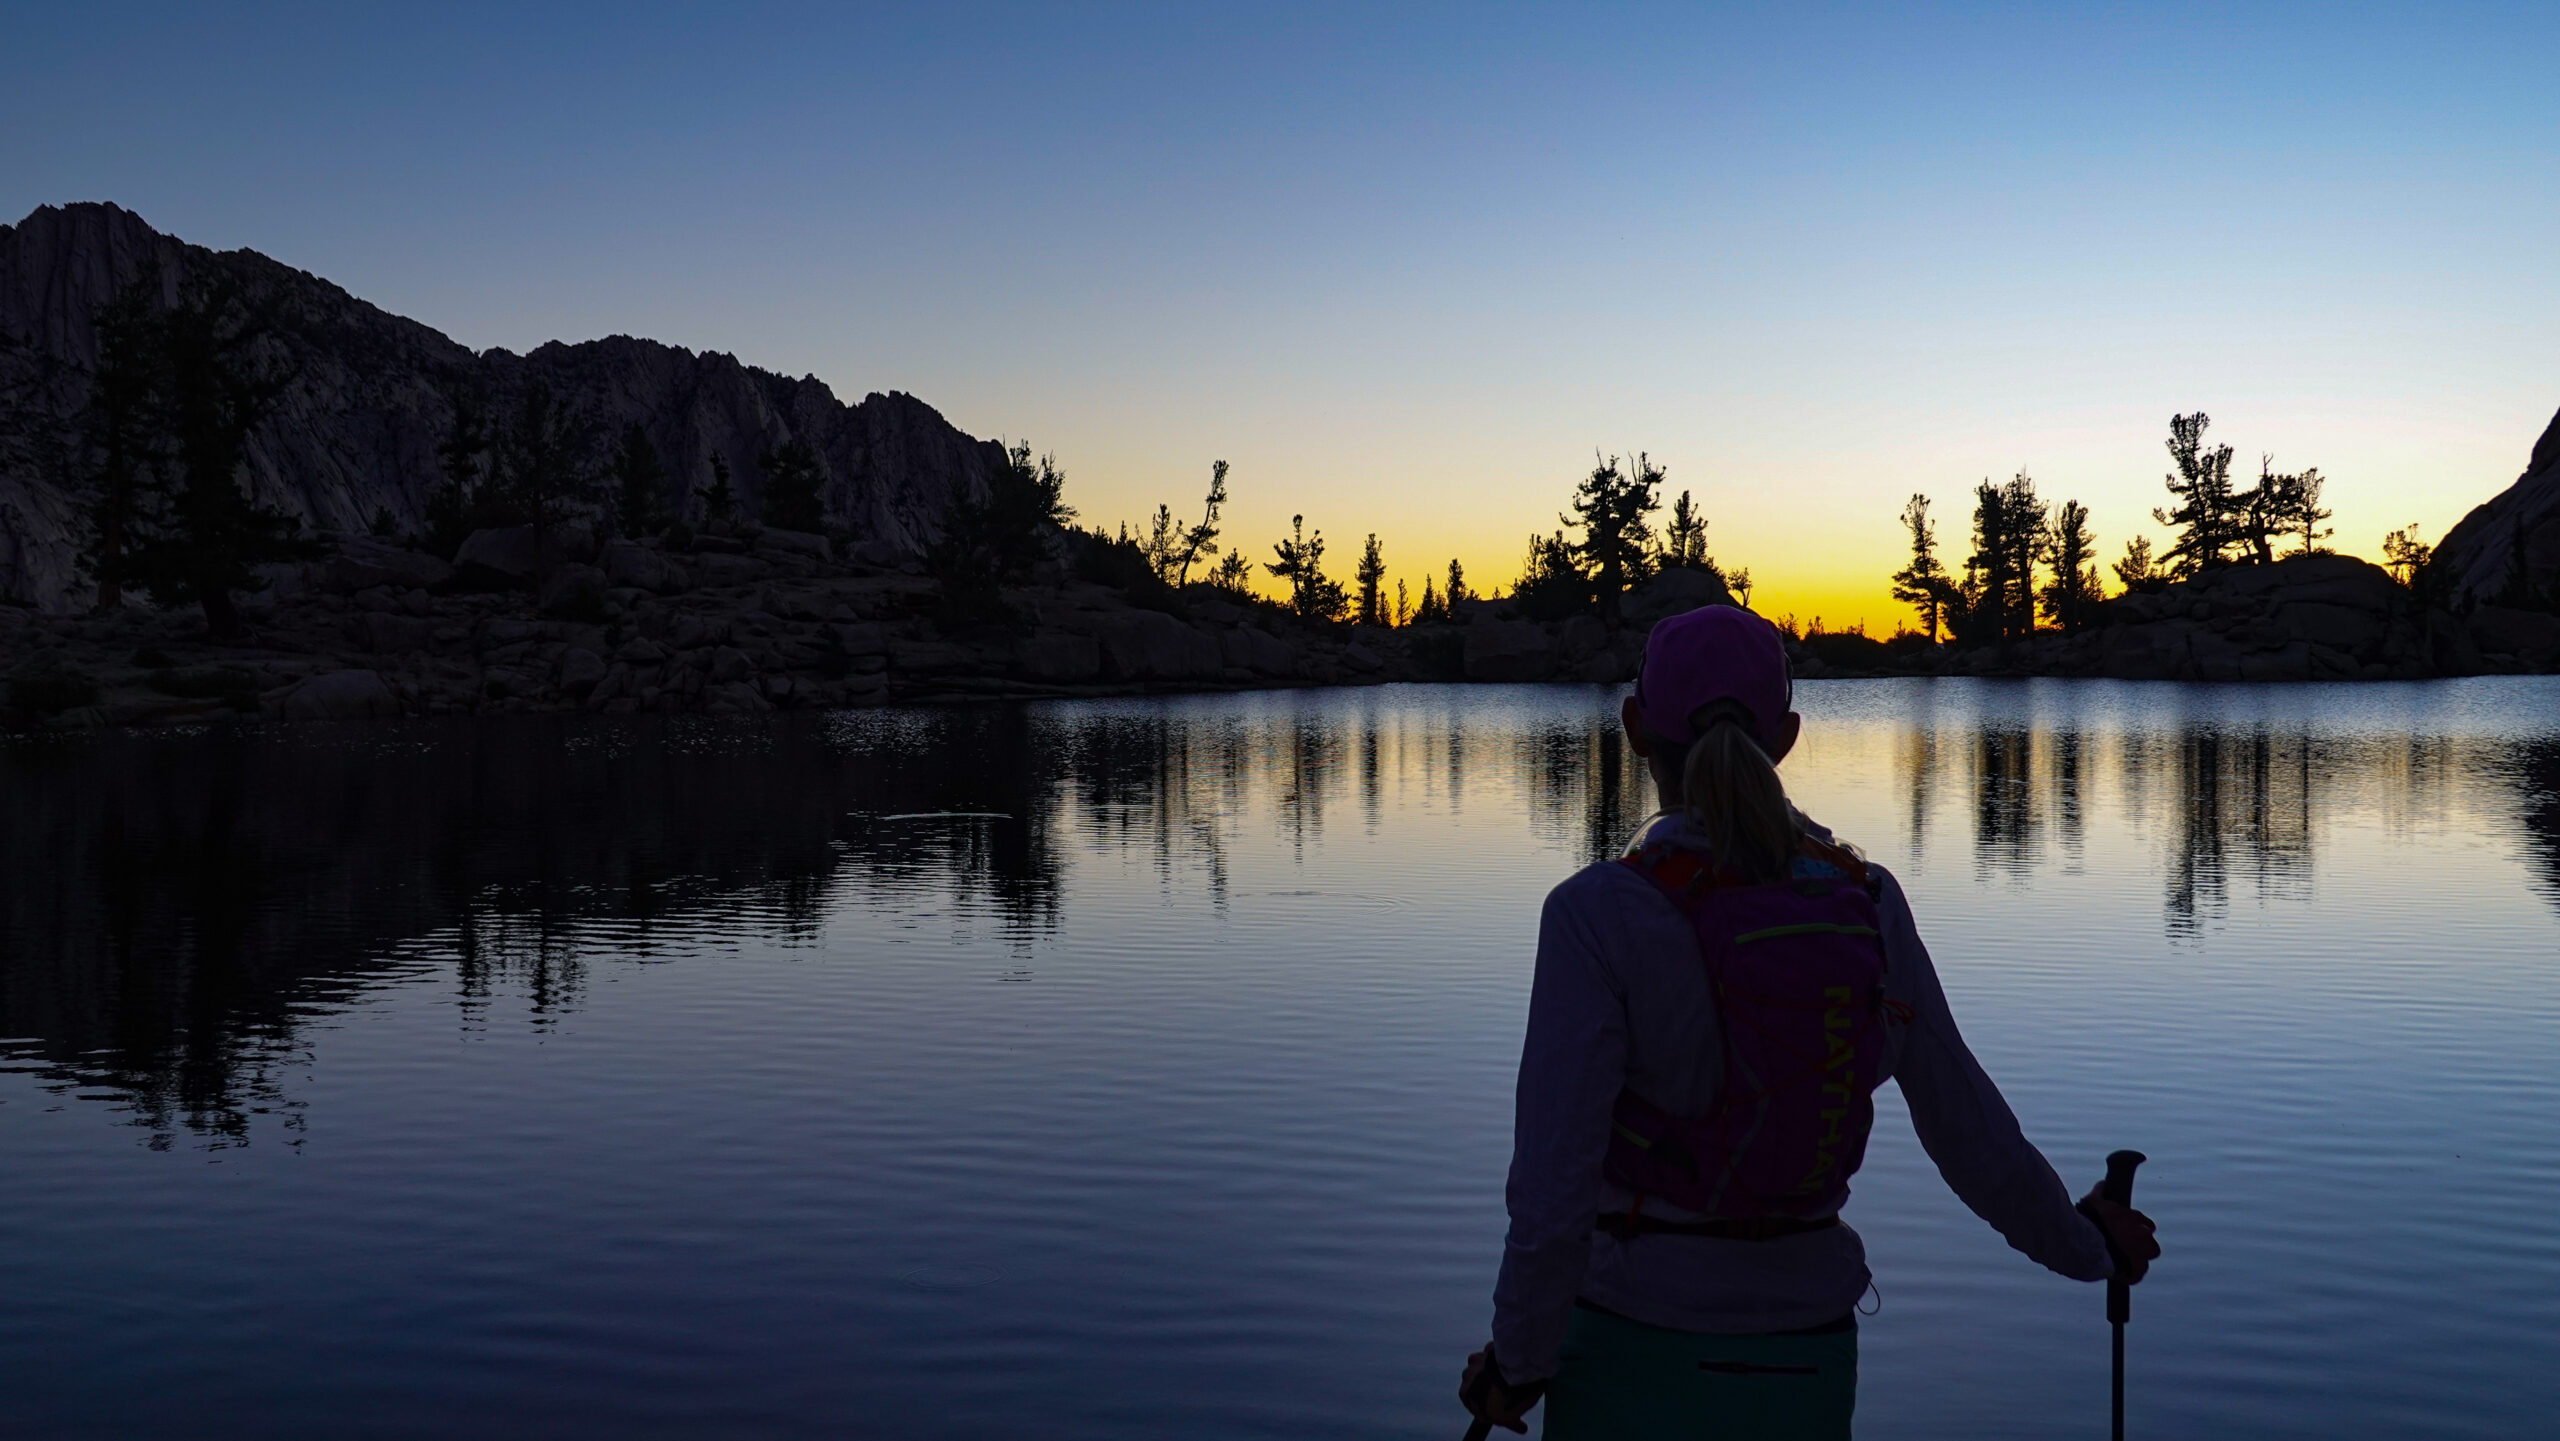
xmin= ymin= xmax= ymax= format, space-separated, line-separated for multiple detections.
xmin=1457 ymin=605 xmax=2157 ymax=1439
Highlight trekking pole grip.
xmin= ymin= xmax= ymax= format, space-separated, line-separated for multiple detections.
xmin=2099 ymin=1149 xmax=2145 ymax=1325
xmin=2098 ymin=1149 xmax=2145 ymax=1208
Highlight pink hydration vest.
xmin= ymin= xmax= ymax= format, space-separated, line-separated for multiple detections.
xmin=1602 ymin=837 xmax=1895 ymax=1223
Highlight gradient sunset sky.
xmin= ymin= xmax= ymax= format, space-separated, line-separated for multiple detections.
xmin=8 ymin=3 xmax=2555 ymax=631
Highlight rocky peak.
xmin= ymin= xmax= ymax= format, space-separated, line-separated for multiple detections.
xmin=2434 ymin=405 xmax=2560 ymax=613
xmin=0 ymin=202 xmax=1006 ymax=612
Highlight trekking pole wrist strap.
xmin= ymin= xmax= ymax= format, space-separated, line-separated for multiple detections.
xmin=2075 ymin=1197 xmax=2129 ymax=1271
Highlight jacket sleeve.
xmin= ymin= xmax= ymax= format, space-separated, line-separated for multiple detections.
xmin=1874 ymin=868 xmax=2115 ymax=1283
xmin=1488 ymin=877 xmax=1630 ymax=1383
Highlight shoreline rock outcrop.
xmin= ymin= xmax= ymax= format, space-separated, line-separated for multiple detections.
xmin=0 ymin=533 xmax=1736 ymax=728
xmin=10 ymin=527 xmax=2547 ymax=734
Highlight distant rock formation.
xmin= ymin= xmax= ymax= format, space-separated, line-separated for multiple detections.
xmin=0 ymin=202 xmax=1006 ymax=612
xmin=2435 ymin=405 xmax=2560 ymax=616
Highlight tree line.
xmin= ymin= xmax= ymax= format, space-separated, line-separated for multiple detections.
xmin=1890 ymin=411 xmax=2350 ymax=644
xmin=68 ymin=275 xmax=318 ymax=637
xmin=1085 ymin=448 xmax=1749 ymax=631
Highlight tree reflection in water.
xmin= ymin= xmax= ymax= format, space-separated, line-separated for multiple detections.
xmin=5 ymin=683 xmax=2552 ymax=1148
xmin=2508 ymin=732 xmax=2560 ymax=910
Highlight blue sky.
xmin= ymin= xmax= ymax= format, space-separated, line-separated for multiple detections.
xmin=7 ymin=2 xmax=2555 ymax=626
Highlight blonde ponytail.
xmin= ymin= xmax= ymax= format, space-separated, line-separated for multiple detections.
xmin=1677 ymin=705 xmax=1796 ymax=881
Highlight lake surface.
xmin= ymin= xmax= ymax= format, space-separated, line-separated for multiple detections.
xmin=3 ymin=679 xmax=2556 ymax=1439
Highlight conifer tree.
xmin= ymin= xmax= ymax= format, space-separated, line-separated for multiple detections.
xmin=758 ymin=436 xmax=826 ymax=533
xmin=1961 ymin=474 xmax=2047 ymax=642
xmin=73 ymin=278 xmax=166 ymax=611
xmin=1511 ymin=529 xmax=1588 ymax=619
xmin=1211 ymin=549 xmax=1255 ymax=594
xmin=1265 ymin=515 xmax=1349 ymax=622
xmin=1889 ymin=493 xmax=1948 ymax=641
xmin=1445 ymin=558 xmax=1471 ymax=609
xmin=1394 ymin=577 xmax=1410 ymax=627
xmin=2155 ymin=412 xmax=2240 ymax=575
xmin=1355 ymin=533 xmax=1387 ymax=625
xmin=497 ymin=382 xmax=584 ymax=557
xmin=2382 ymin=524 xmax=2433 ymax=588
xmin=929 ymin=441 xmax=1076 ymax=618
xmin=613 ymin=423 xmax=670 ymax=537
xmin=2236 ymin=457 xmax=2331 ymax=563
xmin=2039 ymin=499 xmax=2104 ymax=633
xmin=1658 ymin=488 xmax=1711 ymax=572
xmin=700 ymin=453 xmax=738 ymax=526
xmin=1181 ymin=460 xmax=1229 ymax=586
xmin=117 ymin=278 xmax=318 ymax=637
xmin=1141 ymin=504 xmax=1182 ymax=582
xmin=1567 ymin=452 xmax=1663 ymax=623
xmin=2113 ymin=535 xmax=2162 ymax=592
xmin=1415 ymin=574 xmax=1444 ymax=624
xmin=427 ymin=391 xmax=492 ymax=555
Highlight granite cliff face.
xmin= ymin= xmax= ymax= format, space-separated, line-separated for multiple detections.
xmin=0 ymin=202 xmax=1005 ymax=612
xmin=2434 ymin=405 xmax=2560 ymax=616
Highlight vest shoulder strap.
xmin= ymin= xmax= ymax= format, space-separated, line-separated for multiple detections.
xmin=1620 ymin=831 xmax=1872 ymax=894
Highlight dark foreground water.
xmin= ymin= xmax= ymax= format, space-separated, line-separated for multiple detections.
xmin=3 ymin=680 xmax=2557 ymax=1439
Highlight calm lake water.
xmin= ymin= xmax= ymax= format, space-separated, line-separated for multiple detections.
xmin=4 ymin=680 xmax=2556 ymax=1439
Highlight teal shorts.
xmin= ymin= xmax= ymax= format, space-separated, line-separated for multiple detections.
xmin=1541 ymin=1303 xmax=1858 ymax=1441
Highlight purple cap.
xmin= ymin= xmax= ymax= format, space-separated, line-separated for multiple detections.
xmin=1635 ymin=605 xmax=1791 ymax=745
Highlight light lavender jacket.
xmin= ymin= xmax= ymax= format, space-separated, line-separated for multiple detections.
xmin=1490 ymin=812 xmax=2114 ymax=1383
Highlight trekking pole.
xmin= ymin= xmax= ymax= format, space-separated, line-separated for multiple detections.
xmin=1461 ymin=1419 xmax=1492 ymax=1441
xmin=2098 ymin=1149 xmax=2147 ymax=1441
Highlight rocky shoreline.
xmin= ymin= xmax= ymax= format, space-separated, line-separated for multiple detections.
xmin=1796 ymin=552 xmax=2559 ymax=682
xmin=0 ymin=522 xmax=1658 ymax=728
xmin=5 ymin=527 xmax=2552 ymax=732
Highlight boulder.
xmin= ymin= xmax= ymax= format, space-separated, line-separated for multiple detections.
xmin=451 ymin=526 xmax=542 ymax=586
xmin=1463 ymin=618 xmax=1557 ymax=681
xmin=709 ymin=646 xmax=757 ymax=683
xmin=832 ymin=622 xmax=892 ymax=657
xmin=558 ymin=648 xmax=607 ymax=694
xmin=694 ymin=553 xmax=770 ymax=588
xmin=1623 ymin=567 xmax=1733 ymax=626
xmin=550 ymin=522 xmax=601 ymax=564
xmin=757 ymin=585 xmax=836 ymax=621
xmin=1091 ymin=610 xmax=1223 ymax=681
xmin=2236 ymin=641 xmax=2315 ymax=682
xmin=587 ymin=662 xmax=636 ymax=708
xmin=2273 ymin=601 xmax=2385 ymax=655
xmin=1220 ymin=626 xmax=1296 ymax=677
xmin=537 ymin=563 xmax=610 ymax=620
xmin=599 ymin=542 xmax=685 ymax=594
xmin=754 ymin=529 xmax=833 ymax=562
xmin=703 ymin=681 xmax=772 ymax=713
xmin=2186 ymin=627 xmax=2246 ymax=681
xmin=1575 ymin=652 xmax=1627 ymax=683
xmin=353 ymin=612 xmax=437 ymax=655
xmin=281 ymin=669 xmax=399 ymax=720
xmin=2426 ymin=610 xmax=2485 ymax=674
xmin=324 ymin=544 xmax=453 ymax=595
xmin=1016 ymin=631 xmax=1102 ymax=682
xmin=1555 ymin=614 xmax=1610 ymax=658
xmin=2098 ymin=622 xmax=2191 ymax=680
xmin=890 ymin=639 xmax=974 ymax=674
xmin=2468 ymin=605 xmax=2560 ymax=667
